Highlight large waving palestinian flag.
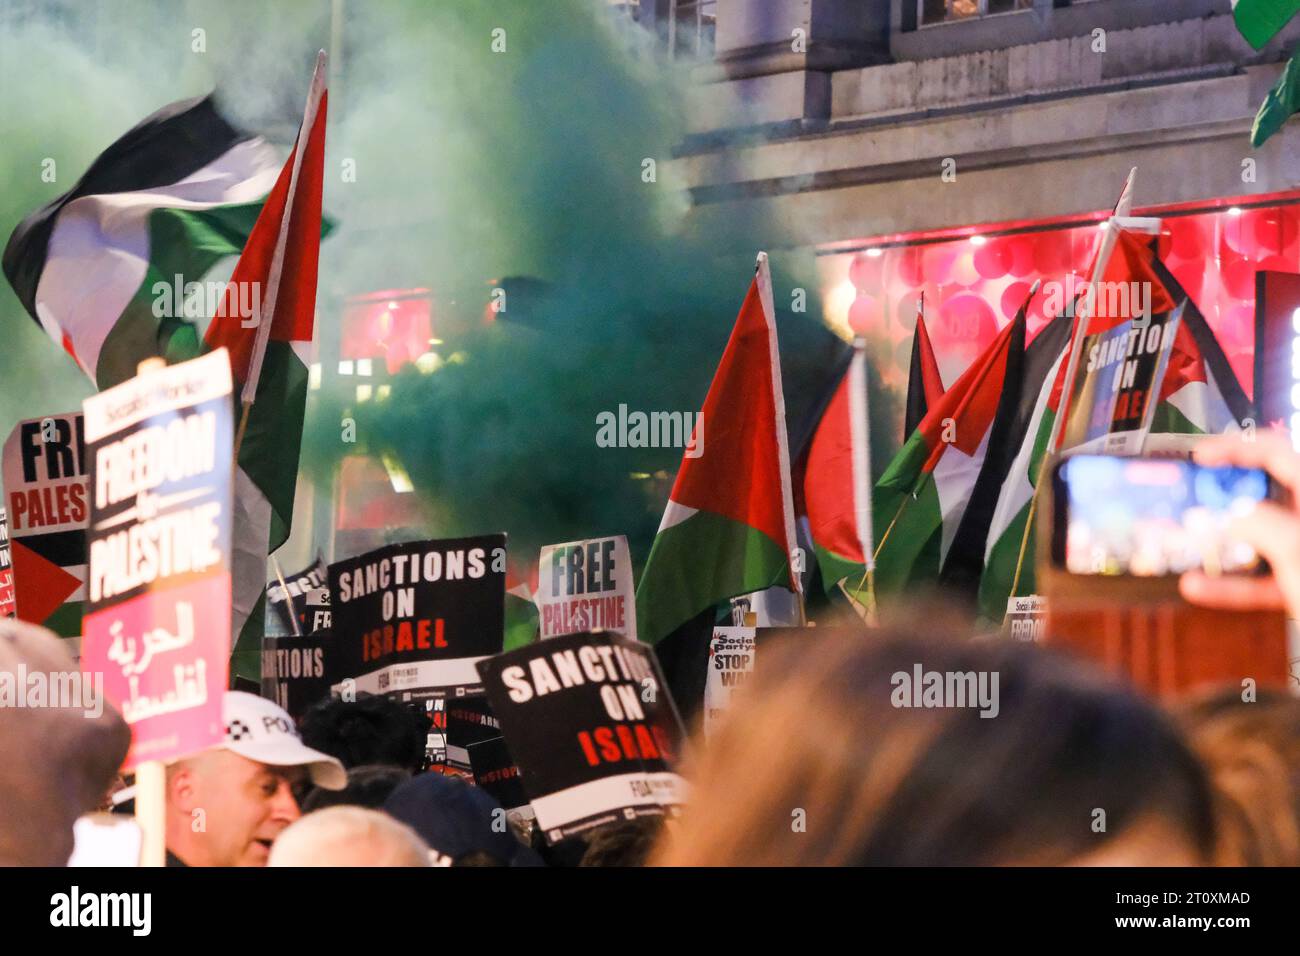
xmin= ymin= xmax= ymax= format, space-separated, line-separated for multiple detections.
xmin=4 ymin=62 xmax=329 ymax=677
xmin=857 ymin=306 xmax=1025 ymax=601
xmin=2 ymin=95 xmax=280 ymax=388
xmin=635 ymin=253 xmax=801 ymax=645
xmin=203 ymin=54 xmax=328 ymax=679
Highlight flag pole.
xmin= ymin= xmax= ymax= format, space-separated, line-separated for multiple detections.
xmin=1007 ymin=168 xmax=1136 ymax=603
xmin=755 ymin=251 xmax=806 ymax=626
xmin=233 ymin=49 xmax=328 ymax=459
xmin=271 ymin=555 xmax=303 ymax=637
xmin=132 ymin=357 xmax=170 ymax=867
xmin=849 ymin=337 xmax=877 ymax=624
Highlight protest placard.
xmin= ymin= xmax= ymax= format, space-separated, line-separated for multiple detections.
xmin=467 ymin=735 xmax=533 ymax=821
xmin=266 ymin=556 xmax=328 ymax=635
xmin=328 ymin=534 xmax=506 ymax=701
xmin=261 ymin=632 xmax=333 ymax=719
xmin=445 ymin=696 xmax=501 ymax=773
xmin=1 ymin=412 xmax=88 ymax=635
xmin=79 ymin=351 xmax=233 ymax=769
xmin=704 ymin=626 xmax=756 ymax=738
xmin=1058 ymin=302 xmax=1184 ymax=456
xmin=536 ymin=535 xmax=636 ymax=641
xmin=477 ymin=630 xmax=686 ymax=844
xmin=0 ymin=507 xmax=14 ymax=619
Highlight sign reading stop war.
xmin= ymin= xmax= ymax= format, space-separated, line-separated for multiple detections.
xmin=1 ymin=412 xmax=88 ymax=635
xmin=477 ymin=631 xmax=687 ymax=844
xmin=704 ymin=626 xmax=756 ymax=739
xmin=329 ymin=534 xmax=507 ymax=702
xmin=536 ymin=534 xmax=637 ymax=641
xmin=79 ymin=351 xmax=233 ymax=770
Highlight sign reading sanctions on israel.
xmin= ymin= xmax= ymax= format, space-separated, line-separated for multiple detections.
xmin=477 ymin=630 xmax=686 ymax=844
xmin=79 ymin=351 xmax=233 ymax=769
xmin=329 ymin=534 xmax=507 ymax=702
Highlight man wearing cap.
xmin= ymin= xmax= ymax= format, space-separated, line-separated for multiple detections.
xmin=164 ymin=691 xmax=345 ymax=866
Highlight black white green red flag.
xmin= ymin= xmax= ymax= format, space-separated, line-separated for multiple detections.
xmin=635 ymin=253 xmax=801 ymax=645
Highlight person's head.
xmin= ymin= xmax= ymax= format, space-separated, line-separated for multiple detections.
xmin=301 ymin=764 xmax=412 ymax=813
xmin=299 ymin=695 xmax=430 ymax=772
xmin=0 ymin=619 xmax=130 ymax=865
xmin=655 ymin=626 xmax=1216 ymax=866
xmin=383 ymin=772 xmax=542 ymax=867
xmin=1176 ymin=688 xmax=1300 ymax=866
xmin=268 ymin=806 xmax=431 ymax=867
xmin=580 ymin=818 xmax=664 ymax=867
xmin=165 ymin=692 xmax=346 ymax=867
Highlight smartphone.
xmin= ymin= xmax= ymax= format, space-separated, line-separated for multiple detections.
xmin=1051 ymin=454 xmax=1270 ymax=577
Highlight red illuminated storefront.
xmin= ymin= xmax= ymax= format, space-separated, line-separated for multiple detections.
xmin=818 ymin=190 xmax=1300 ymax=440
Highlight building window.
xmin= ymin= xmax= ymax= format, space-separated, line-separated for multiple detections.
xmin=670 ymin=0 xmax=717 ymax=59
xmin=920 ymin=0 xmax=1033 ymax=26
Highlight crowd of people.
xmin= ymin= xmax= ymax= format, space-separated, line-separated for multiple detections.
xmin=2 ymin=433 xmax=1300 ymax=868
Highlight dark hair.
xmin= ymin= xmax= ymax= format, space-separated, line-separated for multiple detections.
xmin=454 ymin=850 xmax=507 ymax=867
xmin=579 ymin=819 xmax=664 ymax=867
xmin=302 ymin=764 xmax=413 ymax=813
xmin=299 ymin=696 xmax=430 ymax=772
xmin=659 ymin=626 xmax=1217 ymax=866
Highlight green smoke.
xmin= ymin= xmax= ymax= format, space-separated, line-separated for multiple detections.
xmin=0 ymin=0 xmax=898 ymax=576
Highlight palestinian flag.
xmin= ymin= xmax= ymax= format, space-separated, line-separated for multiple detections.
xmin=206 ymin=53 xmax=328 ymax=679
xmin=2 ymin=95 xmax=280 ymax=388
xmin=3 ymin=59 xmax=329 ymax=678
xmin=905 ymin=296 xmax=944 ymax=436
xmin=635 ymin=253 xmax=801 ymax=645
xmin=504 ymin=564 xmax=540 ymax=651
xmin=975 ymin=339 xmax=1070 ymax=621
xmin=1148 ymin=258 xmax=1252 ymax=438
xmin=939 ymin=284 xmax=1051 ymax=597
xmin=802 ymin=340 xmax=874 ymax=591
xmin=977 ymin=238 xmax=1249 ymax=620
xmin=858 ymin=307 xmax=1025 ymax=601
xmin=1233 ymin=0 xmax=1300 ymax=49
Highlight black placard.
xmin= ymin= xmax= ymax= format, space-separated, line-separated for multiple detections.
xmin=328 ymin=534 xmax=506 ymax=702
xmin=261 ymin=632 xmax=333 ymax=719
xmin=467 ymin=736 xmax=529 ymax=813
xmin=266 ymin=556 xmax=328 ymax=636
xmin=476 ymin=630 xmax=686 ymax=844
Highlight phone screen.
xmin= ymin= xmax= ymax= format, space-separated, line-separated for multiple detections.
xmin=1055 ymin=455 xmax=1268 ymax=577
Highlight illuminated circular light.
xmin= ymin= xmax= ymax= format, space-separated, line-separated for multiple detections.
xmin=1227 ymin=206 xmax=1243 ymax=216
xmin=1292 ymin=307 xmax=1300 ymax=333
xmin=969 ymin=235 xmax=987 ymax=246
xmin=387 ymin=301 xmax=398 ymax=309
xmin=866 ymin=248 xmax=883 ymax=258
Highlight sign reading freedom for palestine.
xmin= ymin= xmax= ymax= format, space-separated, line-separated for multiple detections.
xmin=477 ymin=630 xmax=686 ymax=844
xmin=1 ymin=412 xmax=88 ymax=635
xmin=328 ymin=534 xmax=507 ymax=701
xmin=79 ymin=351 xmax=234 ymax=769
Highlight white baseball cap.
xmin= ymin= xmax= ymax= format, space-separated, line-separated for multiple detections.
xmin=221 ymin=692 xmax=346 ymax=790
